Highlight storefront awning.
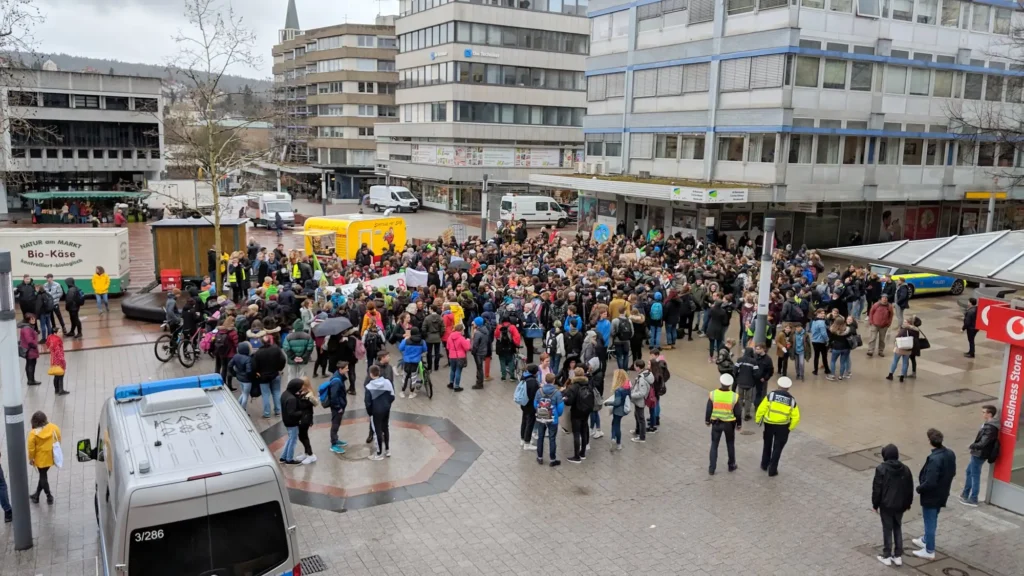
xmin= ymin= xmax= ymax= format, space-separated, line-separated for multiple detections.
xmin=820 ymin=230 xmax=1024 ymax=289
xmin=21 ymin=191 xmax=149 ymax=201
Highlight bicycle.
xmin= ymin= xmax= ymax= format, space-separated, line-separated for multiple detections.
xmin=177 ymin=326 xmax=209 ymax=368
xmin=154 ymin=324 xmax=182 ymax=363
xmin=418 ymin=360 xmax=433 ymax=399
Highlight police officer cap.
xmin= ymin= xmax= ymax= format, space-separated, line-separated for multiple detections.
xmin=777 ymin=376 xmax=793 ymax=389
xmin=719 ymin=374 xmax=734 ymax=388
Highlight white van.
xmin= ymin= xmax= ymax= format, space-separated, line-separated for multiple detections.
xmin=76 ymin=375 xmax=301 ymax=576
xmin=499 ymin=195 xmax=570 ymax=228
xmin=369 ymin=185 xmax=419 ymax=213
xmin=246 ymin=192 xmax=295 ymax=227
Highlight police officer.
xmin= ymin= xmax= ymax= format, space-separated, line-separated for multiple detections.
xmin=755 ymin=376 xmax=801 ymax=477
xmin=706 ymin=374 xmax=742 ymax=475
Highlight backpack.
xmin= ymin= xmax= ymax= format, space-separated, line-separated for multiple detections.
xmin=616 ymin=318 xmax=633 ymax=341
xmin=513 ymin=379 xmax=529 ymax=406
xmin=986 ymin=437 xmax=1001 ymax=464
xmin=544 ymin=332 xmax=558 ymax=354
xmin=248 ymin=337 xmax=262 ymax=350
xmin=535 ymin=391 xmax=556 ymax=423
xmin=576 ymin=383 xmax=596 ymax=413
xmin=213 ymin=331 xmax=231 ymax=358
xmin=650 ymin=302 xmax=663 ymax=321
xmin=199 ymin=331 xmax=216 ymax=352
xmin=354 ymin=337 xmax=367 ymax=360
xmin=318 ymin=380 xmax=333 ymax=409
xmin=496 ymin=326 xmax=515 ymax=355
xmin=644 ymin=382 xmax=657 ymax=409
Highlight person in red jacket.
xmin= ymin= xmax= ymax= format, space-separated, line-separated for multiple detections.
xmin=493 ymin=319 xmax=522 ymax=381
xmin=19 ymin=315 xmax=41 ymax=386
xmin=446 ymin=325 xmax=472 ymax=391
xmin=46 ymin=332 xmax=69 ymax=396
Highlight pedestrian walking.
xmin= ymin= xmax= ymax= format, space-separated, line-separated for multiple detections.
xmin=42 ymin=275 xmax=67 ymax=336
xmin=279 ymin=378 xmax=304 ymax=465
xmin=913 ymin=428 xmax=956 ymax=560
xmin=894 ymin=277 xmax=911 ymax=327
xmin=755 ymin=376 xmax=800 ymax=477
xmin=230 ymin=342 xmax=254 ymax=411
xmin=446 ymin=325 xmax=471 ymax=391
xmin=706 ymin=374 xmax=741 ymax=475
xmin=365 ymin=364 xmax=396 ymax=461
xmin=871 ymin=444 xmax=914 ymax=567
xmin=962 ymin=298 xmax=979 ymax=358
xmin=630 ymin=359 xmax=654 ymax=443
xmin=886 ymin=318 xmax=917 ymax=382
xmin=604 ymin=369 xmax=631 ymax=451
xmin=92 ymin=266 xmax=111 ymax=315
xmin=46 ymin=331 xmax=69 ymax=396
xmin=27 ymin=411 xmax=61 ymax=505
xmin=792 ymin=324 xmax=809 ymax=381
xmin=471 ymin=317 xmax=489 ymax=389
xmin=64 ymin=277 xmax=84 ymax=339
xmin=19 ymin=314 xmax=41 ymax=386
xmin=959 ymin=405 xmax=1000 ymax=507
xmin=809 ymin=309 xmax=831 ymax=376
xmin=533 ymin=372 xmax=565 ymax=466
xmin=326 ymin=362 xmax=349 ymax=454
xmin=284 ymin=319 xmax=315 ymax=382
xmin=866 ymin=295 xmax=894 ymax=357
xmin=563 ymin=368 xmax=595 ymax=464
xmin=517 ymin=365 xmax=541 ymax=450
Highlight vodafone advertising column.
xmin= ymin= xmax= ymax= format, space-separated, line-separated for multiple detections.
xmin=976 ymin=298 xmax=1024 ymax=511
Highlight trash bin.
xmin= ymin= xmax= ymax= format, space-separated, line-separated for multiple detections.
xmin=160 ymin=269 xmax=182 ymax=292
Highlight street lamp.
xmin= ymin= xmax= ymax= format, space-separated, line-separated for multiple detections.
xmin=0 ymin=251 xmax=32 ymax=549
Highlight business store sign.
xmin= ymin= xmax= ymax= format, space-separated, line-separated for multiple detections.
xmin=669 ymin=187 xmax=748 ymax=204
xmin=974 ymin=298 xmax=1024 ymax=485
xmin=463 ymin=49 xmax=498 ymax=58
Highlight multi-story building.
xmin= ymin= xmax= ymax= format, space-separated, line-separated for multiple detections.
xmin=272 ymin=0 xmax=398 ymax=199
xmin=1 ymin=69 xmax=164 ymax=215
xmin=375 ymin=0 xmax=589 ymax=213
xmin=531 ymin=0 xmax=1024 ymax=247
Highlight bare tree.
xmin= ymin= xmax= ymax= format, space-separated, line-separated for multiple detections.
xmin=0 ymin=0 xmax=45 ymax=193
xmin=162 ymin=0 xmax=280 ymax=288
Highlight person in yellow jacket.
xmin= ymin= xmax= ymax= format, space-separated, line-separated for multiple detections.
xmin=706 ymin=373 xmax=742 ymax=475
xmin=755 ymin=376 xmax=800 ymax=477
xmin=27 ymin=411 xmax=61 ymax=504
xmin=91 ymin=266 xmax=111 ymax=315
xmin=448 ymin=302 xmax=465 ymax=329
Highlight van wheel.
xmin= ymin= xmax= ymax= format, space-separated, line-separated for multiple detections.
xmin=556 ymin=218 xmax=567 ymax=229
xmin=372 ymin=204 xmax=379 ymax=212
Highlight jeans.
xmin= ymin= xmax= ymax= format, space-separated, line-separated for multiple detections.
xmin=39 ymin=314 xmax=52 ymax=340
xmin=611 ymin=415 xmax=623 ymax=445
xmin=648 ymin=400 xmax=661 ymax=427
xmin=449 ymin=359 xmax=464 ymax=389
xmin=535 ymin=421 xmax=557 ymax=460
xmin=665 ymin=325 xmax=677 ymax=346
xmin=708 ymin=338 xmax=721 ymax=359
xmin=921 ymin=507 xmax=939 ymax=553
xmin=614 ymin=343 xmax=630 ymax=370
xmin=261 ymin=376 xmax=282 ymax=417
xmin=880 ymin=510 xmax=904 ymax=558
xmin=829 ymin=349 xmax=850 ymax=376
xmin=95 ymin=292 xmax=109 ymax=312
xmin=0 ymin=465 xmax=10 ymax=515
xmin=238 ymin=381 xmax=252 ymax=410
xmin=741 ymin=331 xmax=752 ymax=349
xmin=427 ymin=342 xmax=441 ymax=371
xmin=889 ymin=354 xmax=910 ymax=376
xmin=549 ymin=353 xmax=561 ymax=377
xmin=701 ymin=311 xmax=711 ymax=333
xmin=962 ymin=455 xmax=984 ymax=503
xmin=648 ymin=325 xmax=661 ymax=348
xmin=520 ymin=408 xmax=536 ymax=444
xmin=794 ymin=354 xmax=805 ymax=379
xmin=281 ymin=427 xmax=299 ymax=461
xmin=571 ymin=417 xmax=589 ymax=458
xmin=474 ymin=355 xmax=485 ymax=387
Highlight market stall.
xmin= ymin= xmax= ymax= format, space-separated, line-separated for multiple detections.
xmin=150 ymin=218 xmax=248 ymax=283
xmin=21 ymin=191 xmax=150 ymax=224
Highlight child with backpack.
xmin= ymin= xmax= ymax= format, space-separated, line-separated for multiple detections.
xmin=544 ymin=326 xmax=564 ymax=376
xmin=214 ymin=317 xmax=240 ymax=391
xmin=534 ymin=372 xmax=564 ymax=467
xmin=319 ymin=361 xmax=349 ymax=454
xmin=513 ymin=364 xmax=541 ymax=450
xmin=603 ymin=369 xmax=631 ymax=451
xmin=647 ymin=293 xmax=664 ymax=350
xmin=495 ymin=319 xmax=522 ymax=382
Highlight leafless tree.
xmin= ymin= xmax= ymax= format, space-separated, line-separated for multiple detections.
xmin=161 ymin=0 xmax=281 ymax=288
xmin=0 ymin=0 xmax=45 ymax=192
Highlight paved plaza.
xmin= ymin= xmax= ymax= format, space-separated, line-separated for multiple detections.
xmin=1 ymin=288 xmax=1022 ymax=576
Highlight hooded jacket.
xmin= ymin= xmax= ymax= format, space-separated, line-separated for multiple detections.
xmin=872 ymin=444 xmax=915 ymax=512
xmin=446 ymin=330 xmax=471 ymax=360
xmin=519 ymin=370 xmax=541 ymax=414
xmin=284 ymin=330 xmax=315 ymax=364
xmin=969 ymin=420 xmax=1001 ymax=460
xmin=399 ymin=332 xmax=428 ymax=364
xmin=280 ymin=379 xmax=307 ymax=427
xmin=471 ymin=323 xmax=489 ymax=358
xmin=229 ymin=342 xmax=253 ymax=383
xmin=364 ymin=375 xmax=396 ymax=416
xmin=630 ymin=369 xmax=654 ymax=407
xmin=581 ymin=330 xmax=599 ymax=366
xmin=64 ymin=278 xmax=85 ymax=313
xmin=422 ymin=312 xmax=445 ymax=344
xmin=562 ymin=375 xmax=593 ymax=420
xmin=250 ymin=345 xmax=286 ymax=384
xmin=532 ymin=383 xmax=565 ymax=424
xmin=733 ymin=348 xmax=761 ymax=390
xmin=327 ymin=370 xmax=348 ymax=411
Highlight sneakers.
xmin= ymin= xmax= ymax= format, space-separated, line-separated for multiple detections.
xmin=876 ymin=556 xmax=892 ymax=567
xmin=549 ymin=459 xmax=561 ymax=467
xmin=471 ymin=384 xmax=483 ymax=390
xmin=826 ymin=375 xmax=837 ymax=381
xmin=330 ymin=445 xmax=346 ymax=454
xmin=567 ymin=456 xmax=582 ymax=464
xmin=523 ymin=443 xmax=534 ymax=451
xmin=960 ymin=496 xmax=979 ymax=507
xmin=892 ymin=557 xmax=902 ymax=567
xmin=911 ymin=537 xmax=926 ymax=549
xmin=593 ymin=430 xmax=604 ymax=439
xmin=631 ymin=437 xmax=645 ymax=443
xmin=409 ymin=392 xmax=418 ymax=399
xmin=912 ymin=549 xmax=935 ymax=560
xmin=399 ymin=392 xmax=406 ymax=398
xmin=385 ymin=449 xmax=391 ymax=458
xmin=3 ymin=513 xmax=10 ymax=524
xmin=301 ymin=455 xmax=317 ymax=465
xmin=369 ymin=453 xmax=385 ymax=461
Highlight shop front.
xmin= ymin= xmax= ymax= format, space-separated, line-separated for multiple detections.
xmin=21 ymin=190 xmax=150 ymax=224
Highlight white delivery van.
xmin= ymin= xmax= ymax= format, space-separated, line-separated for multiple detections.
xmin=0 ymin=228 xmax=130 ymax=294
xmin=76 ymin=375 xmax=301 ymax=576
xmin=247 ymin=192 xmax=295 ymax=227
xmin=499 ymin=195 xmax=570 ymax=228
xmin=369 ymin=185 xmax=419 ymax=213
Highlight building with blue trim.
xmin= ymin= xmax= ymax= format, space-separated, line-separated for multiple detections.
xmin=547 ymin=0 xmax=1024 ymax=247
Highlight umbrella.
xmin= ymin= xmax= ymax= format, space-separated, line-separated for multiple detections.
xmin=313 ymin=316 xmax=353 ymax=338
xmin=448 ymin=260 xmax=471 ymax=271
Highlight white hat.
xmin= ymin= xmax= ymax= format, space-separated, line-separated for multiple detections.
xmin=719 ymin=374 xmax=734 ymax=388
xmin=777 ymin=376 xmax=793 ymax=389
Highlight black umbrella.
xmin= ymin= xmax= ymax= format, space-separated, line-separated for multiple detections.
xmin=312 ymin=316 xmax=353 ymax=338
xmin=448 ymin=260 xmax=471 ymax=271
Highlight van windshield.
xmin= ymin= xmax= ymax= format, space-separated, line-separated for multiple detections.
xmin=128 ymin=501 xmax=289 ymax=576
xmin=265 ymin=201 xmax=291 ymax=213
xmin=396 ymin=190 xmax=415 ymax=200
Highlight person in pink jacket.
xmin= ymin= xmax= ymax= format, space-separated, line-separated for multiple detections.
xmin=446 ymin=325 xmax=472 ymax=391
xmin=19 ymin=314 xmax=41 ymax=386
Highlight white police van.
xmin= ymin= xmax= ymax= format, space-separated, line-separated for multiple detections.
xmin=76 ymin=374 xmax=301 ymax=576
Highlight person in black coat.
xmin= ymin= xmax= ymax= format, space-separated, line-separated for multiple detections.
xmin=663 ymin=291 xmax=683 ymax=349
xmin=518 ymin=365 xmax=541 ymax=448
xmin=278 ymin=378 xmax=306 ymax=464
xmin=16 ymin=275 xmax=37 ymax=321
xmin=64 ymin=277 xmax=85 ymax=339
xmin=962 ymin=298 xmax=979 ymax=358
xmin=915 ymin=428 xmax=957 ymax=559
xmin=704 ymin=300 xmax=729 ymax=361
xmin=872 ymin=444 xmax=915 ymax=566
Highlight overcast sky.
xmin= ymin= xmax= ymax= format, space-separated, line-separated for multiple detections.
xmin=33 ymin=0 xmax=399 ymax=78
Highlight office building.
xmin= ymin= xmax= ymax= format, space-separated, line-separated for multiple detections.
xmin=531 ymin=0 xmax=1024 ymax=247
xmin=375 ymin=0 xmax=589 ymax=212
xmin=1 ymin=69 xmax=164 ymax=214
xmin=273 ymin=0 xmax=398 ymax=198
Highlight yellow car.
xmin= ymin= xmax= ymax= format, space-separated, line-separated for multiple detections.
xmin=870 ymin=264 xmax=966 ymax=297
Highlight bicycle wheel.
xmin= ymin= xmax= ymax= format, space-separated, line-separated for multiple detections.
xmin=420 ymin=364 xmax=433 ymax=399
xmin=178 ymin=340 xmax=198 ymax=368
xmin=154 ymin=334 xmax=173 ymax=363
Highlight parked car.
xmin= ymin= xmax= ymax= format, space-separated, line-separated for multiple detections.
xmin=559 ymin=203 xmax=579 ymax=222
xmin=870 ymin=264 xmax=966 ymax=297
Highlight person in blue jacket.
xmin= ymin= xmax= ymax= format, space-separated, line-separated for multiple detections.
xmin=595 ymin=310 xmax=612 ymax=349
xmin=327 ymin=362 xmax=349 ymax=454
xmin=563 ymin=305 xmax=583 ymax=333
xmin=533 ymin=373 xmax=565 ymax=467
xmin=397 ymin=327 xmax=429 ymax=395
xmin=229 ymin=342 xmax=254 ymax=411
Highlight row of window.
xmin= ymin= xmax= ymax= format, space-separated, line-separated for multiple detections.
xmin=453 ymin=101 xmax=585 ymax=125
xmin=315 ymin=81 xmax=396 ymax=94
xmin=316 ymin=58 xmax=396 ymax=73
xmin=399 ymin=20 xmax=589 ymax=55
xmin=317 ymin=126 xmax=375 ymax=138
xmin=402 ymin=102 xmax=449 ymax=123
xmin=317 ymin=104 xmax=398 ymax=117
xmin=313 ymin=34 xmax=397 ymax=52
xmin=10 ymin=148 xmax=161 ymax=160
xmin=401 ymin=0 xmax=589 ymax=18
xmin=8 ymin=91 xmax=158 ymax=112
xmin=316 ymin=148 xmax=376 ymax=166
xmin=399 ymin=61 xmax=585 ymax=90
xmin=13 ymin=120 xmax=161 ymax=149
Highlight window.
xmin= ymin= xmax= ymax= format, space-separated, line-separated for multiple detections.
xmin=454 ymin=102 xmax=584 ymax=126
xmin=1007 ymin=69 xmax=1023 ymax=103
xmin=802 ymin=0 xmax=825 ymax=7
xmin=431 ymin=102 xmax=446 ymax=122
xmin=971 ymin=4 xmax=990 ymax=32
xmin=933 ymin=70 xmax=953 ymax=97
xmin=358 ymin=104 xmax=376 ymax=116
xmin=10 ymin=148 xmax=25 ymax=158
xmin=358 ymin=127 xmax=375 ymax=137
xmin=816 ymin=135 xmax=840 ymax=164
xmin=690 ymin=0 xmax=715 ymax=23
xmin=856 ymin=0 xmax=881 ymax=17
xmin=728 ymin=0 xmax=756 ymax=14
xmin=903 ymin=137 xmax=924 ymax=165
xmin=994 ymin=8 xmax=1011 ymax=35
xmin=789 ymin=133 xmax=812 ymax=163
xmin=127 ymin=502 xmax=289 ymax=576
xmin=843 ymin=136 xmax=867 ymax=164
xmin=909 ymin=68 xmax=930 ymax=96
xmin=73 ymin=95 xmax=100 ymax=108
xmin=633 ymin=69 xmax=658 ymax=97
xmin=957 ymin=139 xmax=975 ymax=165
xmin=587 ymin=75 xmax=607 ymax=101
xmin=978 ymin=142 xmax=995 ymax=166
xmin=720 ymin=59 xmax=751 ymax=92
xmin=885 ymin=66 xmax=907 ymax=94
xmin=657 ymin=66 xmax=683 ymax=95
xmin=7 ymin=91 xmax=36 ymax=106
xmin=606 ymin=73 xmax=625 ymax=97
xmin=318 ymin=35 xmax=342 ymax=50
xmin=747 ymin=134 xmax=777 ymax=162
xmin=878 ymin=123 xmax=902 ymax=164
xmin=378 ymin=106 xmax=397 ymax=118
xmin=377 ymin=61 xmax=396 ymax=72
xmin=655 ymin=134 xmax=679 ymax=158
xmin=830 ymin=0 xmax=853 ymax=12
xmin=823 ymin=60 xmax=847 ymax=89
xmin=985 ymin=72 xmax=1004 ymax=102
xmin=998 ymin=143 xmax=1014 ymax=166
xmin=916 ymin=0 xmax=937 ymax=24
xmin=379 ymin=36 xmax=398 ymax=49
xmin=964 ymin=73 xmax=983 ymax=99
xmin=605 ymin=133 xmax=622 ymax=156
xmin=750 ymin=55 xmax=785 ymax=89
xmin=891 ymin=0 xmax=913 ymax=20
xmin=940 ymin=0 xmax=961 ymax=26
xmin=683 ymin=63 xmax=710 ymax=92
xmin=795 ymin=57 xmax=820 ymax=87
xmin=358 ymin=82 xmax=375 ymax=93
xmin=717 ymin=136 xmax=744 ymax=161
xmin=586 ymin=134 xmax=604 ymax=156
xmin=612 ymin=11 xmax=630 ymax=37
xmin=630 ymin=133 xmax=654 ymax=159
xmin=851 ymin=62 xmax=873 ymax=91
xmin=134 ymin=98 xmax=157 ymax=112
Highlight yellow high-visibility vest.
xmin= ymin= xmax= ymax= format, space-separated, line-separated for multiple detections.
xmin=709 ymin=389 xmax=738 ymax=422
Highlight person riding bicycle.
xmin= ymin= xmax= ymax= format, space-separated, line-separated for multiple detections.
xmin=180 ymin=297 xmax=203 ymax=345
xmin=164 ymin=289 xmax=182 ymax=345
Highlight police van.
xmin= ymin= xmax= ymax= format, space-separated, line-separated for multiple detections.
xmin=76 ymin=374 xmax=301 ymax=576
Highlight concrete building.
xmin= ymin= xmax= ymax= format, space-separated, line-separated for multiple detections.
xmin=0 ymin=69 xmax=164 ymax=214
xmin=536 ymin=0 xmax=1024 ymax=247
xmin=375 ymin=0 xmax=589 ymax=213
xmin=272 ymin=0 xmax=398 ymax=199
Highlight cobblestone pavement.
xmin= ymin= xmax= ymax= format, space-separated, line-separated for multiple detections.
xmin=0 ymin=294 xmax=1022 ymax=576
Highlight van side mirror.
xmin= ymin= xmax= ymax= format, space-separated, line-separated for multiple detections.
xmin=76 ymin=439 xmax=95 ymax=462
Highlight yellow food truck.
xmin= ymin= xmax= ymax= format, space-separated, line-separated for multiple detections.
xmin=301 ymin=214 xmax=407 ymax=262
